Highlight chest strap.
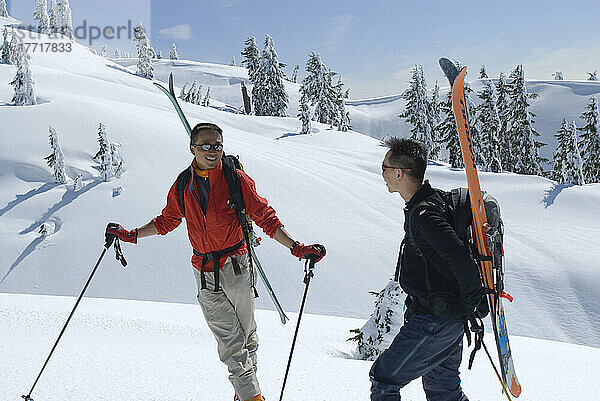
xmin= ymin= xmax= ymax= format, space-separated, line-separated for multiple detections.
xmin=193 ymin=240 xmax=245 ymax=292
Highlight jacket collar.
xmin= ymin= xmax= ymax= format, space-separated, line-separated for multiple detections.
xmin=405 ymin=180 xmax=433 ymax=211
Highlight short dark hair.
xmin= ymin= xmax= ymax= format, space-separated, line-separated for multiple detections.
xmin=191 ymin=123 xmax=223 ymax=145
xmin=384 ymin=137 xmax=428 ymax=183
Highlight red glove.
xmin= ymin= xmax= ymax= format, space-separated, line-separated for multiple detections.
xmin=106 ymin=223 xmax=138 ymax=244
xmin=291 ymin=242 xmax=326 ymax=262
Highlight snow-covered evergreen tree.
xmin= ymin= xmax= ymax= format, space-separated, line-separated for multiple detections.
xmin=10 ymin=43 xmax=37 ymax=106
xmin=553 ymin=71 xmax=563 ymax=80
xmin=240 ymin=36 xmax=260 ymax=82
xmin=34 ymin=0 xmax=51 ymax=34
xmin=230 ymin=56 xmax=236 ymax=66
xmin=48 ymin=0 xmax=59 ymax=34
xmin=496 ymin=72 xmax=512 ymax=171
xmin=437 ymin=91 xmax=463 ymax=168
xmin=300 ymin=51 xmax=337 ymax=125
xmin=479 ymin=65 xmax=488 ymax=79
xmin=202 ymin=86 xmax=211 ymax=107
xmin=100 ymin=45 xmax=107 ymax=58
xmin=0 ymin=0 xmax=8 ymax=17
xmin=111 ymin=142 xmax=123 ymax=179
xmin=1 ymin=27 xmax=11 ymax=64
xmin=588 ymin=70 xmax=598 ymax=81
xmin=476 ymin=77 xmax=503 ymax=172
xmin=44 ymin=126 xmax=67 ymax=184
xmin=156 ymin=50 xmax=162 ymax=59
xmin=58 ymin=0 xmax=74 ymax=40
xmin=73 ymin=173 xmax=83 ymax=191
xmin=133 ymin=21 xmax=154 ymax=79
xmin=399 ymin=65 xmax=436 ymax=154
xmin=506 ymin=65 xmax=546 ymax=175
xmin=169 ymin=43 xmax=179 ymax=60
xmin=95 ymin=123 xmax=113 ymax=181
xmin=114 ymin=48 xmax=121 ymax=58
xmin=291 ymin=64 xmax=299 ymax=83
xmin=552 ymin=119 xmax=585 ymax=185
xmin=426 ymin=80 xmax=442 ymax=159
xmin=252 ymin=34 xmax=288 ymax=116
xmin=578 ymin=97 xmax=600 ymax=183
xmin=298 ymin=96 xmax=311 ymax=134
xmin=349 ymin=281 xmax=404 ymax=360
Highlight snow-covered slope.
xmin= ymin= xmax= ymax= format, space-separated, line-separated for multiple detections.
xmin=3 ymin=293 xmax=599 ymax=401
xmin=1 ymin=32 xmax=599 ymax=351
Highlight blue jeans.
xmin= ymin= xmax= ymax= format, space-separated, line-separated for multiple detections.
xmin=370 ymin=313 xmax=469 ymax=401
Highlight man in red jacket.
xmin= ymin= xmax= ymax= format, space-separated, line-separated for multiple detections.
xmin=107 ymin=122 xmax=325 ymax=401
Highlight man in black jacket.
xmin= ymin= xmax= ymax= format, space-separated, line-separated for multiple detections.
xmin=370 ymin=137 xmax=484 ymax=401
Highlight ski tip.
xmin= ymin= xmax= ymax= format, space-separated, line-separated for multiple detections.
xmin=168 ymin=72 xmax=175 ymax=95
xmin=510 ymin=377 xmax=522 ymax=397
xmin=439 ymin=57 xmax=460 ymax=86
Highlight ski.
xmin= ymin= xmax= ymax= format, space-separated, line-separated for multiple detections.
xmin=439 ymin=57 xmax=522 ymax=398
xmin=153 ymin=73 xmax=289 ymax=324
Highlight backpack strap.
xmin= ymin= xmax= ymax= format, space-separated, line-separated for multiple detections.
xmin=176 ymin=167 xmax=192 ymax=217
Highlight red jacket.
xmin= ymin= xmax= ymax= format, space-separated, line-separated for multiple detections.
xmin=153 ymin=160 xmax=283 ymax=272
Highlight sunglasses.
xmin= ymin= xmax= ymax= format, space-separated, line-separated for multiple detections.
xmin=382 ymin=162 xmax=412 ymax=173
xmin=192 ymin=143 xmax=224 ymax=151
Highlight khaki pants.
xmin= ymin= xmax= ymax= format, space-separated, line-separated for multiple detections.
xmin=194 ymin=252 xmax=261 ymax=400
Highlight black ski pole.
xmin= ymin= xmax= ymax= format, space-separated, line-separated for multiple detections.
xmin=22 ymin=225 xmax=126 ymax=401
xmin=278 ymin=253 xmax=320 ymax=401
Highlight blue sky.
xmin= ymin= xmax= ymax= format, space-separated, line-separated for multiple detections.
xmin=7 ymin=0 xmax=600 ymax=98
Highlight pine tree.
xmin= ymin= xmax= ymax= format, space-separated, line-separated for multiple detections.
xmin=588 ymin=70 xmax=598 ymax=81
xmin=476 ymin=77 xmax=503 ymax=172
xmin=300 ymin=51 xmax=338 ymax=125
xmin=427 ymin=80 xmax=442 ymax=159
xmin=291 ymin=65 xmax=299 ymax=83
xmin=0 ymin=0 xmax=8 ymax=17
xmin=48 ymin=0 xmax=59 ymax=34
xmin=114 ymin=48 xmax=121 ymax=58
xmin=169 ymin=43 xmax=179 ymax=60
xmin=479 ymin=65 xmax=488 ymax=79
xmin=230 ymin=56 xmax=236 ymax=66
xmin=578 ymin=97 xmax=600 ymax=183
xmin=10 ymin=43 xmax=37 ymax=106
xmin=252 ymin=34 xmax=288 ymax=116
xmin=240 ymin=36 xmax=260 ymax=82
xmin=298 ymin=96 xmax=311 ymax=134
xmin=44 ymin=126 xmax=67 ymax=184
xmin=111 ymin=142 xmax=123 ymax=179
xmin=553 ymin=71 xmax=563 ymax=80
xmin=332 ymin=76 xmax=351 ymax=131
xmin=95 ymin=123 xmax=113 ymax=181
xmin=348 ymin=281 xmax=404 ymax=360
xmin=399 ymin=65 xmax=435 ymax=153
xmin=58 ymin=0 xmax=74 ymax=40
xmin=1 ymin=27 xmax=11 ymax=64
xmin=496 ymin=72 xmax=512 ymax=171
xmin=34 ymin=0 xmax=51 ymax=34
xmin=202 ymin=86 xmax=211 ymax=107
xmin=133 ymin=21 xmax=154 ymax=79
xmin=100 ymin=45 xmax=107 ymax=57
xmin=437 ymin=91 xmax=463 ymax=168
xmin=552 ymin=119 xmax=585 ymax=185
xmin=506 ymin=65 xmax=546 ymax=175
xmin=156 ymin=50 xmax=162 ymax=59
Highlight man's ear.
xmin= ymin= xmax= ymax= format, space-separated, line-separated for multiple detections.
xmin=189 ymin=145 xmax=195 ymax=156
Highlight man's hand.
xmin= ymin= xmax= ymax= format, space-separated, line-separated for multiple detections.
xmin=106 ymin=223 xmax=138 ymax=244
xmin=290 ymin=242 xmax=326 ymax=262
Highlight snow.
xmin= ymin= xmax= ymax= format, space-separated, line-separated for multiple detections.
xmin=2 ymin=293 xmax=600 ymax=401
xmin=0 ymin=28 xmax=599 ymax=400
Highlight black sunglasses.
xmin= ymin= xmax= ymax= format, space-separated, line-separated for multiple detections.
xmin=192 ymin=143 xmax=224 ymax=151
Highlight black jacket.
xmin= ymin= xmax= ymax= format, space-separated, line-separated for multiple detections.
xmin=398 ymin=181 xmax=484 ymax=320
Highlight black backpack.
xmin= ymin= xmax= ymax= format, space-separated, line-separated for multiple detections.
xmin=398 ymin=187 xmax=503 ymax=316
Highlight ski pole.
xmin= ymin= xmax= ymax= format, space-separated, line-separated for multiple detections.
xmin=278 ymin=253 xmax=321 ymax=401
xmin=481 ymin=339 xmax=512 ymax=401
xmin=22 ymin=226 xmax=126 ymax=401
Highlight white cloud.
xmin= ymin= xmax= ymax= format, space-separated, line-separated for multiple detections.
xmin=158 ymin=24 xmax=192 ymax=40
xmin=519 ymin=44 xmax=600 ymax=81
xmin=221 ymin=0 xmax=243 ymax=8
xmin=323 ymin=15 xmax=355 ymax=46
